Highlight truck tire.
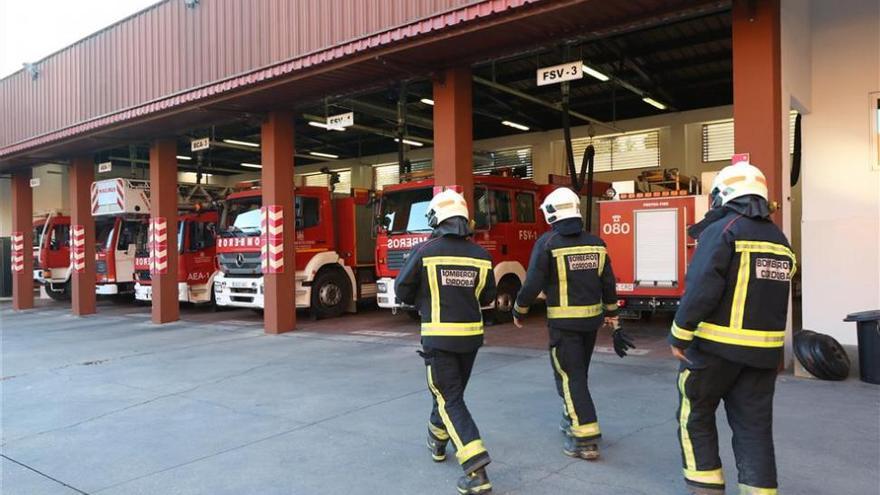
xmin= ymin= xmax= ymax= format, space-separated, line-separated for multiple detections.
xmin=311 ymin=268 xmax=350 ymax=320
xmin=488 ymin=276 xmax=521 ymax=324
xmin=46 ymin=281 xmax=71 ymax=301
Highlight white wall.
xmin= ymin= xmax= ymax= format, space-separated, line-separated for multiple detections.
xmin=786 ymin=0 xmax=880 ymax=345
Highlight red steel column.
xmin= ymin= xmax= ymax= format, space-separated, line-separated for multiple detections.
xmin=69 ymin=157 xmax=97 ymax=315
xmin=433 ymin=67 xmax=474 ymax=213
xmin=11 ymin=170 xmax=34 ymax=310
xmin=149 ymin=139 xmax=180 ymax=324
xmin=261 ymin=111 xmax=296 ymax=334
xmin=733 ymin=0 xmax=782 ymax=225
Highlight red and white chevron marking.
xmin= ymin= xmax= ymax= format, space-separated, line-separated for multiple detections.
xmin=71 ymin=224 xmax=87 ymax=273
xmin=149 ymin=217 xmax=168 ymax=275
xmin=11 ymin=231 xmax=24 ymax=273
xmin=260 ymin=205 xmax=284 ymax=273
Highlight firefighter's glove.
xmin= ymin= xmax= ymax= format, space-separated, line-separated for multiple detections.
xmin=612 ymin=329 xmax=636 ymax=358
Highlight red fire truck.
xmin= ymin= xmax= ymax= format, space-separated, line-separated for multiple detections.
xmin=598 ymin=191 xmax=709 ymax=318
xmin=91 ymin=179 xmax=151 ymax=296
xmin=374 ymin=175 xmax=553 ymax=322
xmin=32 ymin=211 xmax=72 ymax=300
xmin=213 ymin=182 xmax=377 ymax=318
xmin=133 ymin=209 xmax=220 ymax=304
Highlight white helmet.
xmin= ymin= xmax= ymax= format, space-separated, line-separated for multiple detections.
xmin=426 ymin=189 xmax=469 ymax=228
xmin=540 ymin=187 xmax=582 ymax=224
xmin=710 ymin=161 xmax=768 ymax=208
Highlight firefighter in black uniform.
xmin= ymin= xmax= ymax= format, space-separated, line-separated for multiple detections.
xmin=669 ymin=161 xmax=796 ymax=495
xmin=396 ymin=189 xmax=497 ymax=495
xmin=512 ymin=187 xmax=634 ymax=460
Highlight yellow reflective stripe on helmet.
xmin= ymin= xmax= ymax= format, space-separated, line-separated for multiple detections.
xmin=734 ymin=240 xmax=798 ymax=276
xmin=684 ymin=467 xmax=725 ymax=486
xmin=427 ymin=264 xmax=441 ymax=324
xmin=551 ymin=347 xmax=579 ymax=426
xmin=671 ymin=322 xmax=694 ymax=341
xmin=423 ymin=256 xmax=492 ymax=269
xmin=738 ymin=484 xmax=777 ymax=495
xmin=729 ymin=251 xmax=751 ymax=330
xmin=421 ymin=322 xmax=484 ymax=337
xmin=426 ymin=365 xmax=463 ymax=449
xmin=695 ymin=322 xmax=785 ymax=348
xmin=455 ymin=439 xmax=487 ymax=464
xmin=428 ymin=422 xmax=449 ymax=441
xmin=678 ymin=370 xmax=697 ymax=471
xmin=570 ymin=421 xmax=600 ymax=438
xmin=547 ymin=304 xmax=604 ymax=319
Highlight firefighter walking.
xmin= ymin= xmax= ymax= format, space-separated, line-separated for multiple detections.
xmin=669 ymin=161 xmax=796 ymax=495
xmin=395 ymin=189 xmax=497 ymax=494
xmin=512 ymin=187 xmax=635 ymax=460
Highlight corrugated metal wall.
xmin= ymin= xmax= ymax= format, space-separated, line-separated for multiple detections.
xmin=0 ymin=0 xmax=473 ymax=148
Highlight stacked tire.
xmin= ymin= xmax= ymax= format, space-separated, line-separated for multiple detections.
xmin=794 ymin=330 xmax=851 ymax=381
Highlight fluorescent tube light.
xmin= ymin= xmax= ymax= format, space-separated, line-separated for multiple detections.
xmin=223 ymin=139 xmax=260 ymax=148
xmin=308 ymin=121 xmax=345 ymax=132
xmin=241 ymin=163 xmax=262 ymax=169
xmin=642 ymin=97 xmax=667 ymax=110
xmin=177 ymin=155 xmax=192 ymax=161
xmin=501 ymin=120 xmax=530 ymax=132
xmin=582 ymin=64 xmax=610 ymax=82
xmin=420 ymin=98 xmax=434 ymax=105
xmin=309 ymin=152 xmax=339 ymax=159
xmin=394 ymin=138 xmax=425 ymax=147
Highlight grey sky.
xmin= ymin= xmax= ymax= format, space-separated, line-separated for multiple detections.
xmin=0 ymin=0 xmax=158 ymax=79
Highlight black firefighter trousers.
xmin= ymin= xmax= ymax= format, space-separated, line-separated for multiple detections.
xmin=677 ymin=351 xmax=778 ymax=494
xmin=549 ymin=326 xmax=601 ymax=443
xmin=423 ymin=347 xmax=490 ymax=474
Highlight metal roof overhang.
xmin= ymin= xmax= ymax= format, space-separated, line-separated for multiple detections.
xmin=0 ymin=0 xmax=727 ymax=171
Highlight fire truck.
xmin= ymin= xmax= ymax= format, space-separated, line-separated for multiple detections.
xmin=133 ymin=208 xmax=220 ymax=304
xmin=598 ymin=191 xmax=709 ymax=318
xmin=374 ymin=174 xmax=553 ymax=322
xmin=213 ymin=182 xmax=377 ymax=318
xmin=91 ymin=178 xmax=151 ymax=296
xmin=32 ymin=211 xmax=72 ymax=300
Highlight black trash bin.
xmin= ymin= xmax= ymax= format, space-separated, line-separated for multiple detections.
xmin=844 ymin=310 xmax=880 ymax=385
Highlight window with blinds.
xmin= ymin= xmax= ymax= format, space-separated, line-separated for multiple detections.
xmin=569 ymin=130 xmax=660 ymax=172
xmin=373 ymin=160 xmax=432 ymax=190
xmin=474 ymin=147 xmax=534 ymax=179
xmin=302 ymin=169 xmax=352 ymax=194
xmin=702 ymin=112 xmax=798 ymax=162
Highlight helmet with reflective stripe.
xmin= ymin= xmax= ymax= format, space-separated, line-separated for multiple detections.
xmin=710 ymin=161 xmax=768 ymax=209
xmin=539 ymin=187 xmax=581 ymax=224
xmin=426 ymin=189 xmax=469 ymax=228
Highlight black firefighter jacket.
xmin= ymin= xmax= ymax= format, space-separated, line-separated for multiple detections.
xmin=395 ymin=219 xmax=497 ymax=354
xmin=513 ymin=218 xmax=619 ymax=333
xmin=668 ymin=197 xmax=796 ymax=369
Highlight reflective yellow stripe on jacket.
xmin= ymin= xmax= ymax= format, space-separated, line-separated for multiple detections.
xmin=695 ymin=322 xmax=785 ymax=348
xmin=422 ymin=256 xmax=491 ymax=337
xmin=548 ymin=245 xmax=606 ymax=319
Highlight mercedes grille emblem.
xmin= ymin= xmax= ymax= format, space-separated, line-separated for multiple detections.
xmin=235 ymin=253 xmax=245 ymax=267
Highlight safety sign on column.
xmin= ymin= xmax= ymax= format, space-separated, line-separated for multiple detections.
xmin=10 ymin=231 xmax=24 ymax=273
xmin=149 ymin=217 xmax=168 ymax=275
xmin=260 ymin=205 xmax=284 ymax=274
xmin=71 ymin=225 xmax=86 ymax=273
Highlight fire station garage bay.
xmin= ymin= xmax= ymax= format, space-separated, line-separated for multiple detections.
xmin=0 ymin=1 xmax=878 ymax=494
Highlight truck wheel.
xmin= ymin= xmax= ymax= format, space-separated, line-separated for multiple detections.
xmin=46 ymin=281 xmax=71 ymax=301
xmin=489 ymin=276 xmax=521 ymax=324
xmin=311 ymin=269 xmax=350 ymax=320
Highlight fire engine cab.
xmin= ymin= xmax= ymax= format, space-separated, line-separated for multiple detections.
xmin=32 ymin=211 xmax=72 ymax=300
xmin=133 ymin=209 xmax=220 ymax=304
xmin=91 ymin=178 xmax=151 ymax=296
xmin=375 ymin=174 xmax=552 ymax=322
xmin=598 ymin=191 xmax=709 ymax=318
xmin=213 ymin=182 xmax=376 ymax=318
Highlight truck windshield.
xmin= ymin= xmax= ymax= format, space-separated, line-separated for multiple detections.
xmin=33 ymin=222 xmax=45 ymax=247
xmin=222 ymin=197 xmax=262 ymax=236
xmin=96 ymin=218 xmax=115 ymax=252
xmin=381 ymin=188 xmax=433 ymax=234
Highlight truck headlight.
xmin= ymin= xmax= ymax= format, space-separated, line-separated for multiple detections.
xmin=377 ymin=281 xmax=387 ymax=293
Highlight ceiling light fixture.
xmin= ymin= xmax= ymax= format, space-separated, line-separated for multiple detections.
xmin=394 ymin=138 xmax=425 ymax=147
xmin=308 ymin=121 xmax=345 ymax=132
xmin=223 ymin=139 xmax=260 ymax=148
xmin=420 ymin=98 xmax=434 ymax=106
xmin=582 ymin=64 xmax=610 ymax=82
xmin=501 ymin=120 xmax=530 ymax=132
xmin=642 ymin=97 xmax=667 ymax=110
xmin=309 ymin=151 xmax=339 ymax=159
xmin=176 ymin=155 xmax=192 ymax=161
xmin=241 ymin=163 xmax=262 ymax=169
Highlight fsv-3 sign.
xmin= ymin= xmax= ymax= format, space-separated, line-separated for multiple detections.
xmin=536 ymin=62 xmax=583 ymax=86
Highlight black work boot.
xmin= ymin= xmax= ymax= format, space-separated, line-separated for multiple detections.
xmin=685 ymin=484 xmax=725 ymax=495
xmin=457 ymin=468 xmax=492 ymax=494
xmin=426 ymin=432 xmax=448 ymax=462
xmin=563 ymin=435 xmax=600 ymax=461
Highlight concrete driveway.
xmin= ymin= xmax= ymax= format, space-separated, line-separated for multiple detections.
xmin=1 ymin=302 xmax=877 ymax=494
